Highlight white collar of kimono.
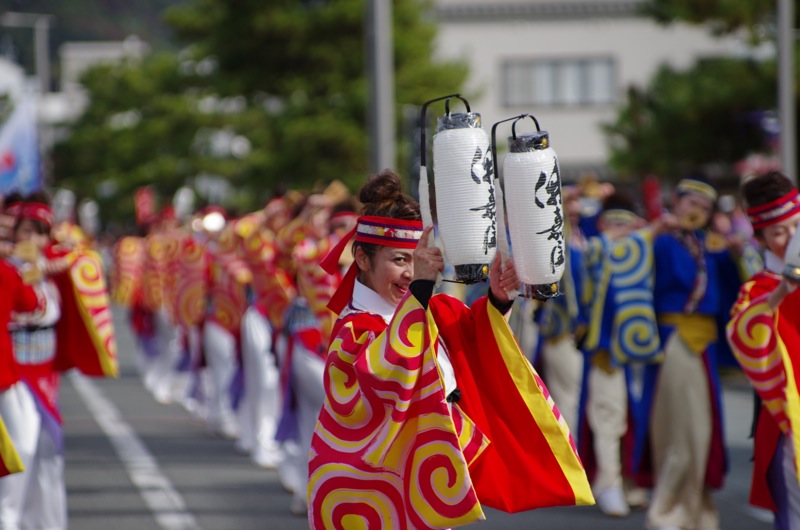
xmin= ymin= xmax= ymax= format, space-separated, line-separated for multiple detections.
xmin=352 ymin=279 xmax=398 ymax=324
xmin=765 ymin=250 xmax=784 ymax=275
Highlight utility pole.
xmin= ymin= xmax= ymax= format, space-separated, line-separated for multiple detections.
xmin=366 ymin=0 xmax=396 ymax=174
xmin=778 ymin=0 xmax=796 ymax=183
xmin=0 ymin=12 xmax=54 ymax=94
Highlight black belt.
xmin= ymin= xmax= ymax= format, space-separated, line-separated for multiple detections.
xmin=11 ymin=325 xmax=55 ymax=333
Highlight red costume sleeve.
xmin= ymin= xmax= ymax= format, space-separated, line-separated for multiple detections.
xmin=48 ymin=247 xmax=119 ymax=377
xmin=727 ymin=271 xmax=800 ymax=510
xmin=5 ymin=261 xmax=39 ymax=312
xmin=431 ymin=294 xmax=593 ymax=512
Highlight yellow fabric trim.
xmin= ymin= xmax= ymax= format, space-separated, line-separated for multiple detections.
xmin=583 ymin=238 xmax=611 ymax=353
xmin=0 ymin=417 xmax=23 ymax=475
xmin=658 ymin=313 xmax=717 ymax=354
xmin=775 ymin=313 xmax=800 ymax=488
xmin=677 ymin=179 xmax=717 ymax=202
xmin=600 ymin=209 xmax=638 ymax=225
xmin=486 ymin=302 xmax=595 ymax=506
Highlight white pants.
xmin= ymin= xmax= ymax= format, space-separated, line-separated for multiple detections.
xmin=203 ymin=321 xmax=239 ymax=439
xmin=541 ymin=335 xmax=583 ymax=435
xmin=0 ymin=383 xmax=66 ymax=530
xmin=238 ymin=308 xmax=282 ymax=467
xmin=291 ymin=341 xmax=326 ymax=508
xmin=587 ymin=363 xmax=628 ymax=494
xmin=147 ymin=309 xmax=185 ymax=404
xmin=647 ymin=333 xmax=717 ymax=530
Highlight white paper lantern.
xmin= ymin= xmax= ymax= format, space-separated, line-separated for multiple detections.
xmin=502 ymin=130 xmax=565 ymax=298
xmin=431 ymin=111 xmax=496 ymax=282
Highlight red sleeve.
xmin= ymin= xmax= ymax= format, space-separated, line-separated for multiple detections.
xmin=1 ymin=262 xmax=38 ymax=312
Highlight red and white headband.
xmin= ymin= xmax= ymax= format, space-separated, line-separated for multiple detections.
xmin=321 ymin=215 xmax=423 ymax=314
xmin=746 ymin=189 xmax=800 ymax=230
xmin=18 ymin=202 xmax=54 ymax=229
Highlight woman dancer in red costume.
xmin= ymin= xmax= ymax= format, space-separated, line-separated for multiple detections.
xmin=307 ymin=170 xmax=593 ymax=529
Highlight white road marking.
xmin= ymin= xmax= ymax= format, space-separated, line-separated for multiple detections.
xmin=70 ymin=372 xmax=202 ymax=530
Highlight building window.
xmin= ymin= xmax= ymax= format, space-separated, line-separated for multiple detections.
xmin=502 ymin=57 xmax=616 ymax=107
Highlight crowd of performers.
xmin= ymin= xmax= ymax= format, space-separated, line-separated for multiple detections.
xmin=526 ymin=169 xmax=800 ymax=530
xmin=3 ymin=167 xmax=800 ymax=530
xmin=110 ymin=172 xmax=592 ymax=527
xmin=0 ymin=191 xmax=118 ymax=530
xmin=105 ymin=167 xmax=800 ymax=530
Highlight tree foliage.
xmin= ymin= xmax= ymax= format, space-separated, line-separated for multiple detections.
xmin=644 ymin=0 xmax=785 ymax=38
xmin=163 ymin=0 xmax=467 ymax=188
xmin=53 ymin=0 xmax=467 ymax=225
xmin=606 ymin=2 xmax=800 ymax=182
xmin=604 ymin=58 xmax=780 ymax=179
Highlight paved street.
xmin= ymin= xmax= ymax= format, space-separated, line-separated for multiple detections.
xmin=61 ymin=308 xmax=773 ymax=529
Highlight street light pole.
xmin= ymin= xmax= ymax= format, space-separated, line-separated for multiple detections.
xmin=366 ymin=0 xmax=396 ymax=174
xmin=778 ymin=0 xmax=796 ymax=183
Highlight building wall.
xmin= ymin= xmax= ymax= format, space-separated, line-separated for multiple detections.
xmin=434 ymin=2 xmax=747 ymax=178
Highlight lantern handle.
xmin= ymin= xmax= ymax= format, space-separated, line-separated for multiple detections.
xmin=510 ymin=114 xmax=541 ymax=139
xmin=443 ymin=95 xmax=471 ymax=116
xmin=490 ymin=114 xmax=527 ymax=178
xmin=419 ymin=94 xmax=469 ymax=167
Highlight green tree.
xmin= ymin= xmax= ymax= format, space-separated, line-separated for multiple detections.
xmin=52 ymin=52 xmax=257 ymax=222
xmin=605 ymin=58 xmax=779 ymax=180
xmin=53 ymin=0 xmax=467 ymax=225
xmin=645 ymin=0 xmax=778 ymax=36
xmin=164 ymin=0 xmax=468 ymax=189
xmin=605 ymin=3 xmax=799 ymax=181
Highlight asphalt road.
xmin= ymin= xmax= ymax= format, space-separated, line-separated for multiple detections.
xmin=61 ymin=307 xmax=773 ymax=530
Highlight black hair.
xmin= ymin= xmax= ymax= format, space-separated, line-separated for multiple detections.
xmin=601 ymin=191 xmax=639 ymax=214
xmin=741 ymin=171 xmax=796 ymax=235
xmin=353 ymin=170 xmax=420 ymax=261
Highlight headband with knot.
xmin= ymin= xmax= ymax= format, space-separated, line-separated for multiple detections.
xmin=321 ymin=215 xmax=423 ymax=315
xmin=747 ymin=189 xmax=800 ymax=231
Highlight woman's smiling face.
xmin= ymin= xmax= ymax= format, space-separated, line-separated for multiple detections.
xmin=356 ymin=245 xmax=414 ymax=306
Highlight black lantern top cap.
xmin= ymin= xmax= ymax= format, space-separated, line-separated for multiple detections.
xmin=509 ymin=130 xmax=550 ymax=152
xmin=436 ymin=112 xmax=482 ymax=132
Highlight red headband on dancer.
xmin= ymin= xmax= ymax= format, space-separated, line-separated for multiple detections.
xmin=320 ymin=215 xmax=424 ymax=314
xmin=746 ymin=189 xmax=800 ymax=231
xmin=18 ymin=202 xmax=54 ymax=229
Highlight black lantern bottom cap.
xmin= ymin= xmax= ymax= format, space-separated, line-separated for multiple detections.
xmin=784 ymin=264 xmax=800 ymax=282
xmin=520 ymin=282 xmax=562 ymax=300
xmin=454 ymin=263 xmax=490 ymax=284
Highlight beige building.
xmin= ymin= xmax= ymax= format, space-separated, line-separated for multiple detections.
xmin=433 ymin=0 xmax=761 ymax=180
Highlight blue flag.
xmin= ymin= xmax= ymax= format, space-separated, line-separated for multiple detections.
xmin=0 ymin=96 xmax=41 ymax=195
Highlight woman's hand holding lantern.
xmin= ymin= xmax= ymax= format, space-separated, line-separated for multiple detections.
xmin=413 ymin=226 xmax=444 ymax=282
xmin=489 ymin=254 xmax=519 ymax=305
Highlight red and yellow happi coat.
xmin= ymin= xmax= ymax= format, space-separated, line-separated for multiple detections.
xmin=240 ymin=223 xmax=296 ymax=330
xmin=110 ymin=236 xmax=145 ymax=308
xmin=727 ymin=270 xmax=800 ymax=510
xmin=207 ymin=223 xmax=252 ymax=335
xmin=309 ymin=292 xmax=593 ymax=529
xmin=48 ymin=243 xmax=119 ymax=378
xmin=294 ymin=234 xmax=339 ymax=346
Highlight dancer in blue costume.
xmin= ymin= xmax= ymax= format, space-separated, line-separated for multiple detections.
xmin=644 ymin=177 xmax=754 ymax=530
xmin=580 ymin=192 xmax=660 ymax=518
